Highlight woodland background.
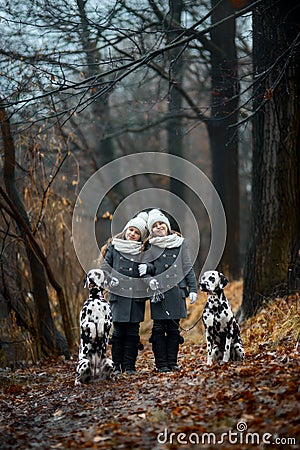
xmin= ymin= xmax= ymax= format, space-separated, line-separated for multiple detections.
xmin=0 ymin=1 xmax=299 ymax=449
xmin=0 ymin=0 xmax=299 ymax=364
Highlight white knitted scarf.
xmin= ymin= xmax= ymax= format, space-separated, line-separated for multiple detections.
xmin=111 ymin=238 xmax=143 ymax=255
xmin=149 ymin=234 xmax=184 ymax=249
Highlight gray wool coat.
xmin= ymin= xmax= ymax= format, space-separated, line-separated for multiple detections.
xmin=148 ymin=240 xmax=197 ymax=320
xmin=101 ymin=243 xmax=151 ymax=323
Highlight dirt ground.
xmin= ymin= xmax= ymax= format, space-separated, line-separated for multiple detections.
xmin=0 ymin=291 xmax=299 ymax=449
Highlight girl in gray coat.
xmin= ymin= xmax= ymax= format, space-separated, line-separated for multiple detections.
xmin=101 ymin=212 xmax=151 ymax=375
xmin=139 ymin=209 xmax=197 ymax=372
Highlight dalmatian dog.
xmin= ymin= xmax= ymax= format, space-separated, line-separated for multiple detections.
xmin=75 ymin=269 xmax=115 ymax=385
xmin=199 ymin=270 xmax=245 ymax=366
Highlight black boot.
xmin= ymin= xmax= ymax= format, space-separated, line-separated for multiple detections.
xmin=150 ymin=334 xmax=170 ymax=372
xmin=111 ymin=336 xmax=124 ymax=374
xmin=167 ymin=333 xmax=182 ymax=371
xmin=123 ymin=335 xmax=139 ymax=374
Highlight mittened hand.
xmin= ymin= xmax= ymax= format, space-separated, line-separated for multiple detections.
xmin=189 ymin=292 xmax=197 ymax=304
xmin=138 ymin=264 xmax=147 ymax=276
xmin=109 ymin=277 xmax=119 ymax=287
xmin=149 ymin=279 xmax=159 ymax=291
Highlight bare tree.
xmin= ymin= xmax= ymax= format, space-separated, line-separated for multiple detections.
xmin=241 ymin=0 xmax=300 ymax=318
xmin=162 ymin=0 xmax=186 ymax=200
xmin=0 ymin=100 xmax=73 ymax=355
xmin=207 ymin=0 xmax=240 ymax=279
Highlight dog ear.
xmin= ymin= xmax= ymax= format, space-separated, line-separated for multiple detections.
xmin=84 ymin=276 xmax=89 ymax=288
xmin=219 ymin=273 xmax=228 ymax=288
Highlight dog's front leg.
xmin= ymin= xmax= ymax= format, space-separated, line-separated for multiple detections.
xmin=92 ymin=353 xmax=101 ymax=379
xmin=223 ymin=335 xmax=232 ymax=363
xmin=203 ymin=312 xmax=214 ymax=365
xmin=97 ymin=318 xmax=106 ymax=338
xmin=206 ymin=331 xmax=213 ymax=365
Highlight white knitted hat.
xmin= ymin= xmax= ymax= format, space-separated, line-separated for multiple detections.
xmin=147 ymin=209 xmax=171 ymax=232
xmin=123 ymin=211 xmax=149 ymax=240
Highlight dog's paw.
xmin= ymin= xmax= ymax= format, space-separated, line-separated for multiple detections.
xmin=220 ymin=360 xmax=230 ymax=366
xmin=75 ymin=358 xmax=91 ymax=385
xmin=222 ymin=356 xmax=230 ymax=363
xmin=98 ymin=358 xmax=114 ymax=380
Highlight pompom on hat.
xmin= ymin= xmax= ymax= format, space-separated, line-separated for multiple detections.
xmin=123 ymin=211 xmax=149 ymax=240
xmin=147 ymin=209 xmax=171 ymax=232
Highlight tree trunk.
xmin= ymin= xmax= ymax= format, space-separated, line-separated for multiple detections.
xmin=166 ymin=0 xmax=185 ymax=202
xmin=77 ymin=0 xmax=114 ymax=167
xmin=207 ymin=0 xmax=240 ymax=279
xmin=0 ymin=101 xmax=71 ymax=356
xmin=241 ymin=0 xmax=300 ymax=318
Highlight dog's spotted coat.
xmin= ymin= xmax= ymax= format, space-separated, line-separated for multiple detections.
xmin=200 ymin=270 xmax=245 ymax=365
xmin=75 ymin=269 xmax=113 ymax=385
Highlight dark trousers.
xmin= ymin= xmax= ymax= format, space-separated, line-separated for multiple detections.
xmin=150 ymin=319 xmax=181 ymax=369
xmin=111 ymin=322 xmax=140 ymax=371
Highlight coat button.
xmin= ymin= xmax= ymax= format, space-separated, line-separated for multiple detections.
xmin=164 ymin=264 xmax=169 ymax=268
xmin=129 ymin=268 xmax=133 ymax=271
xmin=167 ymin=284 xmax=170 ymax=288
xmin=173 ymin=254 xmax=176 ymax=258
xmin=166 ymin=274 xmax=169 ymax=278
xmin=163 ymin=254 xmax=166 ymax=257
xmin=174 ymin=264 xmax=177 ymax=268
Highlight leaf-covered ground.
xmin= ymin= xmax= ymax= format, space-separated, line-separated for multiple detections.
xmin=0 ymin=294 xmax=299 ymax=450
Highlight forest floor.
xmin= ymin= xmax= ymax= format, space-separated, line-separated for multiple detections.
xmin=0 ymin=285 xmax=299 ymax=450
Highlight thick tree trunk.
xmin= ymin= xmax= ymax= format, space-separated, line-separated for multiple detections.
xmin=207 ymin=0 xmax=240 ymax=279
xmin=0 ymin=102 xmax=72 ymax=355
xmin=241 ymin=0 xmax=300 ymax=318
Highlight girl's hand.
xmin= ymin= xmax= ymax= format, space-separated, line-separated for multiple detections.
xmin=189 ymin=292 xmax=197 ymax=304
xmin=149 ymin=279 xmax=159 ymax=290
xmin=109 ymin=277 xmax=119 ymax=287
xmin=138 ymin=264 xmax=147 ymax=276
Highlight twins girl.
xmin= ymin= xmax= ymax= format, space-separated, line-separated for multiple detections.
xmin=100 ymin=209 xmax=198 ymax=374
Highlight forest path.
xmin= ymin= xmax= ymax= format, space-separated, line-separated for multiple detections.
xmin=0 ymin=341 xmax=299 ymax=450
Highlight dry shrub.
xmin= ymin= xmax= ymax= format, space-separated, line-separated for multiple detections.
xmin=242 ymin=294 xmax=300 ymax=356
xmin=0 ymin=312 xmax=37 ymax=367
